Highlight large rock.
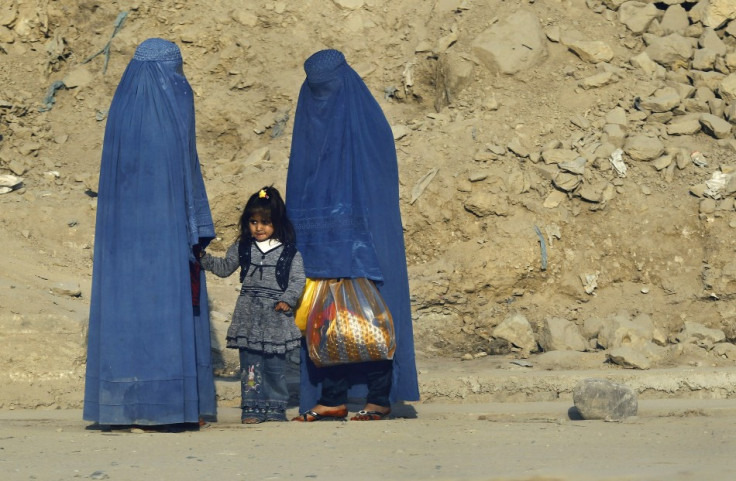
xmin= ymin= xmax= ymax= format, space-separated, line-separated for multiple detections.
xmin=676 ymin=321 xmax=726 ymax=347
xmin=667 ymin=116 xmax=702 ymax=135
xmin=699 ymin=28 xmax=728 ymax=56
xmin=624 ymin=135 xmax=665 ymax=161
xmin=690 ymin=0 xmax=736 ymax=28
xmin=700 ymin=113 xmax=733 ymax=139
xmin=691 ymin=70 xmax=726 ymax=90
xmin=492 ymin=313 xmax=537 ymax=353
xmin=597 ymin=312 xmax=662 ymax=349
xmin=471 ymin=10 xmax=548 ymax=75
xmin=538 ymin=317 xmax=587 ymax=352
xmin=660 ymin=4 xmax=689 ymax=35
xmin=573 ymin=378 xmax=638 ymax=421
xmin=692 ymin=48 xmax=718 ymax=71
xmin=435 ymin=52 xmax=474 ymax=110
xmin=606 ymin=343 xmax=665 ymax=370
xmin=644 ymin=33 xmax=693 ymax=68
xmin=718 ymin=73 xmax=736 ymax=102
xmin=639 ymin=86 xmax=681 ymax=112
xmin=618 ymin=1 xmax=660 ymax=33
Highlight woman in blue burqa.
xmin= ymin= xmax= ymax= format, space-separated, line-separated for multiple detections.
xmin=84 ymin=38 xmax=216 ymax=427
xmin=287 ymin=49 xmax=420 ymax=421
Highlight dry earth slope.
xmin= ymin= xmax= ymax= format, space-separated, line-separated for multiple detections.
xmin=1 ymin=0 xmax=736 ymax=408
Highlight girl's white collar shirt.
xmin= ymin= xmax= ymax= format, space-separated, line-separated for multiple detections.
xmin=255 ymin=238 xmax=282 ymax=252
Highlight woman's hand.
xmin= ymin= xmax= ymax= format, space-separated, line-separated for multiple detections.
xmin=274 ymin=301 xmax=291 ymax=312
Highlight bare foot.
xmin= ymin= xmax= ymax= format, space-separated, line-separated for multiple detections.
xmin=291 ymin=404 xmax=348 ymax=422
xmin=362 ymin=403 xmax=390 ymax=415
xmin=310 ymin=404 xmax=347 ymax=415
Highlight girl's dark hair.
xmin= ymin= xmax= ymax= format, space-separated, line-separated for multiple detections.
xmin=239 ymin=186 xmax=296 ymax=244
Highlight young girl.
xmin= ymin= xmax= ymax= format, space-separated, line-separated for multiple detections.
xmin=200 ymin=186 xmax=305 ymax=423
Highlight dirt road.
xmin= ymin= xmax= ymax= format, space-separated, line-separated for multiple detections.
xmin=3 ymin=399 xmax=736 ymax=481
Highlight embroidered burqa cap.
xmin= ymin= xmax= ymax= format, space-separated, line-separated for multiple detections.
xmin=287 ymin=49 xmax=419 ymax=408
xmin=84 ymin=38 xmax=216 ymax=425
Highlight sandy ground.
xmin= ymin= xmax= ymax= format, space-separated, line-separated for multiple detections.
xmin=2 ymin=399 xmax=736 ymax=481
xmin=3 ymin=2 xmax=736 ymax=479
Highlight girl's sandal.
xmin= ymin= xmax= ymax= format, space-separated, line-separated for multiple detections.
xmin=350 ymin=409 xmax=391 ymax=421
xmin=241 ymin=417 xmax=264 ymax=424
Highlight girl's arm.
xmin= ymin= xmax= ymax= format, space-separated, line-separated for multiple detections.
xmin=279 ymin=251 xmax=306 ymax=310
xmin=200 ymin=242 xmax=240 ymax=278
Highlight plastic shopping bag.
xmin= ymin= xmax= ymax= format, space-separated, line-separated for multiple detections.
xmin=306 ymin=278 xmax=396 ymax=367
xmin=294 ymin=278 xmax=317 ymax=333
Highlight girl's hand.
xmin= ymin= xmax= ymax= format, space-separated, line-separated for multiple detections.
xmin=274 ymin=301 xmax=291 ymax=312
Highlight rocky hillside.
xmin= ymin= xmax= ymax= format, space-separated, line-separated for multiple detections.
xmin=1 ymin=0 xmax=736 ymax=408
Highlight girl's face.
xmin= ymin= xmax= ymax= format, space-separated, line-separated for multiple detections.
xmin=249 ymin=214 xmax=274 ymax=242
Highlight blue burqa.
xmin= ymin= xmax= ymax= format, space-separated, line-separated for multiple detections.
xmin=83 ymin=38 xmax=216 ymax=425
xmin=286 ymin=49 xmax=420 ymax=411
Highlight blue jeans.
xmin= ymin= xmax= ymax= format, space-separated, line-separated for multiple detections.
xmin=239 ymin=349 xmax=289 ymax=421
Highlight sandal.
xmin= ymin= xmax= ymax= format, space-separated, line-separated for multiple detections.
xmin=291 ymin=407 xmax=348 ymax=422
xmin=241 ymin=407 xmax=266 ymax=424
xmin=350 ymin=409 xmax=391 ymax=421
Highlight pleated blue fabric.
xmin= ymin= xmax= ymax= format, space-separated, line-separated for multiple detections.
xmin=286 ymin=49 xmax=419 ymax=411
xmin=83 ymin=38 xmax=216 ymax=425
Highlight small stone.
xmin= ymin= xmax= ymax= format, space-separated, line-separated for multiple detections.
xmin=507 ymin=137 xmax=530 ymax=158
xmin=558 ymin=157 xmax=587 ymax=175
xmin=543 ymin=190 xmax=567 ymax=208
xmin=50 ymin=281 xmax=82 ymax=297
xmin=700 ymin=198 xmax=717 ymax=214
xmin=700 ymin=113 xmax=733 ymax=139
xmin=468 ymin=171 xmax=488 ymax=182
xmin=553 ymin=172 xmax=582 ymax=192
xmin=63 ymin=66 xmax=94 ymax=88
xmin=563 ymin=38 xmax=614 ymax=63
xmin=391 ymin=124 xmax=410 ymax=141
xmin=542 ymin=148 xmax=578 ymax=165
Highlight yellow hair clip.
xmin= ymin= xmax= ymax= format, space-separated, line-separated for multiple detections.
xmin=258 ymin=189 xmax=268 ymax=199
